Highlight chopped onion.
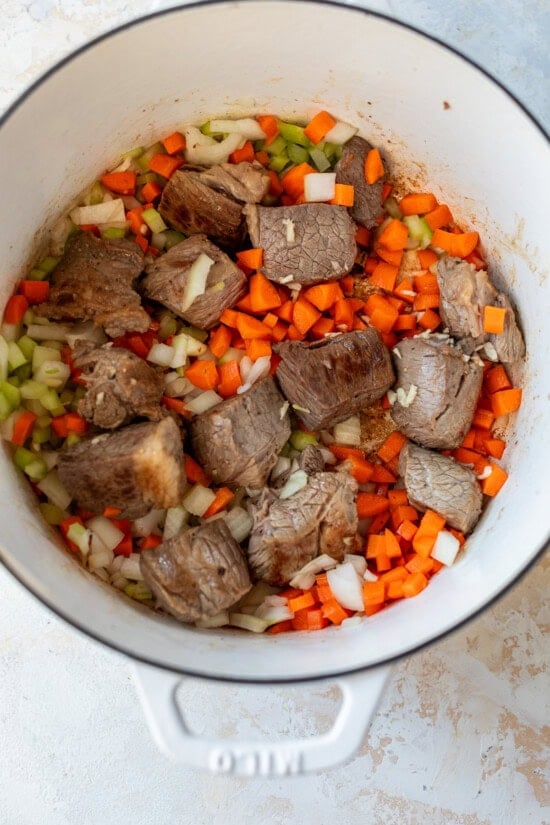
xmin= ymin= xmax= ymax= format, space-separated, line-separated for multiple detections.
xmin=263 ymin=595 xmax=288 ymax=608
xmin=37 ymin=470 xmax=71 ymax=510
xmin=228 ymin=613 xmax=269 ymax=633
xmin=396 ymin=384 xmax=418 ymax=408
xmin=86 ymin=516 xmax=125 ymax=553
xmin=164 ymin=373 xmax=194 ymax=398
xmin=431 ymin=530 xmax=460 ymax=566
xmin=289 ymin=553 xmax=338 ymax=590
xmin=88 ymin=549 xmax=113 ymax=571
xmin=333 ymin=415 xmax=361 ymax=446
xmin=237 ymin=355 xmax=271 ymax=394
xmin=174 ymin=331 xmax=207 ymax=358
xmin=279 ymin=470 xmax=308 ymax=500
xmin=185 ymin=390 xmax=223 ymax=415
xmin=181 ymin=253 xmax=214 ymax=312
xmin=344 ymin=553 xmax=367 ymax=577
xmin=238 ymin=355 xmax=253 ymax=384
xmin=132 ymin=508 xmax=165 ymax=538
xmin=66 ymin=321 xmax=107 ymax=349
xmin=483 ymin=341 xmax=499 ymax=362
xmin=50 ymin=215 xmax=74 ymax=256
xmin=163 ymin=505 xmax=189 ymax=539
xmin=111 ymin=575 xmax=130 ymax=591
xmin=34 ymin=360 xmax=70 ymax=389
xmin=66 ymin=522 xmax=92 ymax=555
xmin=224 ymin=506 xmax=253 ymax=543
xmin=146 ymin=343 xmax=174 ymax=368
xmin=209 ymin=118 xmax=266 ymax=140
xmin=195 ymin=611 xmax=230 ymax=628
xmin=184 ymin=126 xmax=243 ymax=165
xmin=271 ymin=455 xmax=291 ymax=481
xmin=70 ymin=199 xmax=125 ymax=227
xmin=27 ymin=323 xmax=70 ymax=342
xmin=254 ymin=604 xmax=294 ymax=625
xmin=327 ymin=562 xmax=364 ymax=611
xmin=236 ymin=582 xmax=279 ymax=609
xmin=363 ymin=567 xmax=379 ymax=582
xmin=120 ymin=553 xmax=144 ymax=580
xmin=1 ymin=323 xmax=21 ymax=343
xmin=319 ymin=447 xmax=337 ymax=465
xmin=304 ymin=172 xmax=336 ymax=203
xmin=323 ymin=120 xmax=358 ymax=144
xmin=341 ymin=615 xmax=363 ymax=628
xmin=183 ymin=484 xmax=216 ymax=517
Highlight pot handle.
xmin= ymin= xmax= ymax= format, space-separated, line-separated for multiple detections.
xmin=133 ymin=662 xmax=392 ymax=776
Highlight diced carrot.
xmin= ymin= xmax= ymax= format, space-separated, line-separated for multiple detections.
xmin=364 ymin=257 xmax=378 ymax=275
xmin=366 ymin=512 xmax=390 ymax=534
xmin=321 ymin=599 xmax=350 ymax=625
xmin=424 ymin=204 xmax=453 ymax=231
xmin=364 ymin=294 xmax=399 ymax=333
xmin=393 ymin=314 xmax=416 ymax=332
xmin=417 ymin=248 xmax=439 ymax=269
xmin=342 ymin=454 xmax=375 ymax=484
xmin=418 ymin=510 xmax=446 ymax=534
xmin=377 ymin=431 xmax=407 ymax=463
xmin=357 ymin=493 xmax=390 ymax=519
xmin=393 ymin=277 xmax=416 ymax=304
xmin=148 ymin=153 xmax=183 ymax=179
xmin=378 ymin=219 xmax=409 ymax=251
xmin=484 ymin=365 xmax=512 ymax=394
xmin=236 ymin=248 xmax=264 ymax=270
xmin=364 ymin=148 xmax=384 ymax=184
xmin=141 ymin=181 xmax=162 ymax=202
xmin=369 ymin=262 xmax=398 ymax=292
xmin=262 ymin=312 xmax=279 ymax=330
xmin=161 ymin=396 xmax=189 ymax=418
xmin=332 ymin=297 xmax=354 ymax=329
xmin=402 ymin=572 xmax=428 ymax=598
xmin=386 ymin=580 xmax=405 ymax=599
xmin=328 ymin=445 xmax=364 ymax=461
xmin=376 ymin=247 xmax=404 ymax=267
xmin=209 ymin=325 xmax=232 ymax=359
xmin=267 ymin=169 xmax=283 ymax=197
xmin=267 ymin=620 xmax=294 ymax=634
xmin=418 ymin=309 xmax=441 ymax=331
xmin=134 ymin=234 xmax=149 ymax=253
xmin=391 ymin=505 xmax=419 ymax=530
xmin=288 ymin=592 xmax=316 ymax=613
xmin=355 ymin=226 xmax=371 ymax=247
xmin=399 ymin=193 xmax=437 ymax=216
xmin=384 ymin=529 xmax=402 ymax=559
xmin=413 ymin=272 xmax=439 ymax=294
xmin=257 ymin=114 xmax=279 ymax=146
xmin=491 ymin=388 xmax=522 ymax=417
xmin=59 ymin=515 xmax=85 ymax=552
xmin=388 ymin=489 xmax=408 ymax=507
xmin=4 ymin=294 xmax=28 ymax=324
xmin=281 ymin=162 xmax=315 ymax=199
xmin=275 ymin=300 xmax=295 ymax=323
xmin=184 ymin=359 xmax=219 ymax=391
xmin=365 ymin=534 xmax=387 ymax=560
xmin=482 ymin=463 xmax=509 ymax=497
xmin=431 ymin=229 xmax=479 ymax=258
xmin=162 ymin=131 xmax=186 ymax=154
xmin=370 ymin=464 xmax=396 ymax=484
xmin=374 ymin=553 xmax=391 ymax=572
xmin=304 ymin=110 xmax=336 ymax=143
xmin=405 ymin=554 xmax=434 ymax=575
xmin=141 ymin=534 xmax=162 ymax=550
xmin=303 ymin=282 xmax=343 ymax=312
xmin=413 ymin=292 xmax=440 ymax=311
xmin=19 ymin=281 xmax=50 ymax=304
xmin=270 ymin=321 xmax=288 ymax=342
xmin=287 ymin=324 xmax=306 ymax=341
xmin=229 ymin=140 xmax=255 ymax=164
xmin=11 ymin=410 xmax=37 ymax=446
xmin=249 ymin=272 xmax=281 ymax=313
xmin=412 ymin=510 xmax=445 ymax=557
xmin=64 ymin=412 xmax=88 ymax=435
xmin=184 ymin=454 xmax=211 ymax=486
xmin=126 ymin=206 xmax=147 ymax=236
xmin=306 ymin=609 xmax=329 ymax=631
xmin=331 ymin=183 xmax=354 ymax=207
xmin=483 ymin=305 xmax=506 ymax=334
xmin=203 ymin=487 xmax=234 ymax=519
xmin=245 ymin=339 xmax=272 ymax=361
xmin=291 ymin=608 xmax=311 ymax=631
xmin=217 ymin=360 xmax=242 ymax=398
xmin=396 ymin=519 xmax=418 ymax=542
xmin=486 ymin=438 xmax=506 ymax=459
xmin=472 ymin=408 xmax=495 ymax=430
xmin=461 ymin=429 xmax=476 ymax=449
xmin=255 ymin=150 xmax=270 ymax=167
xmin=363 ymin=580 xmax=385 ymax=606
xmin=340 ymin=275 xmax=355 ymax=295
xmin=103 ymin=506 xmax=122 ymax=518
xmin=100 ymin=171 xmax=137 ymax=195
xmin=235 ymin=313 xmax=273 ymax=341
xmin=236 ymin=293 xmax=255 ymax=313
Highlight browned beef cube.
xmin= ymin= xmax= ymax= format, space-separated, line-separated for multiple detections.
xmin=335 ymin=136 xmax=385 ymax=229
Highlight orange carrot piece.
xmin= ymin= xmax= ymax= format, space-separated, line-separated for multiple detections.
xmin=424 ymin=204 xmax=453 ymax=231
xmin=365 ymin=534 xmax=387 ymax=559
xmin=391 ymin=505 xmax=419 ymax=530
xmin=4 ymin=294 xmax=28 ymax=324
xmin=486 ymin=438 xmax=506 ymax=459
xmin=287 ymin=324 xmax=306 ymax=341
xmin=257 ymin=115 xmax=279 ymax=145
xmin=162 ymin=131 xmax=186 ymax=154
xmin=262 ymin=312 xmax=278 ymax=329
xmin=357 ymin=493 xmax=390 ymax=519
xmin=483 ymin=305 xmax=506 ymax=334
xmin=245 ymin=339 xmax=272 ymax=361
xmin=100 ymin=170 xmax=137 ymax=195
xmin=249 ymin=272 xmax=281 ymax=313
xmin=417 ymin=248 xmax=439 ymax=268
xmin=219 ymin=308 xmax=239 ymax=328
xmin=276 ymin=300 xmax=295 ymax=323
xmin=161 ymin=396 xmax=189 ymax=417
xmin=364 ymin=294 xmax=399 ymax=333
xmin=378 ymin=219 xmax=409 ymax=251
xmin=303 ymin=282 xmax=344 ymax=312
xmin=399 ymin=193 xmax=437 ymax=216
xmin=217 ymin=360 xmax=242 ymax=398
xmin=209 ymin=325 xmax=232 ymax=359
xmin=330 ymin=183 xmax=355 ymax=207
xmin=418 ymin=510 xmax=446 ymax=535
xmin=292 ymin=297 xmax=322 ymax=335
xmin=236 ymin=312 xmax=273 ymax=340
xmin=270 ymin=321 xmax=288 ymax=342
xmin=148 ymin=153 xmax=183 ymax=179
xmin=184 ymin=454 xmax=210 ymax=486
xmin=355 ymin=226 xmax=371 ymax=247
xmin=19 ymin=281 xmax=49 ymax=304
xmin=288 ymin=592 xmax=316 ymax=613
xmin=388 ymin=489 xmax=409 ymax=507
xmin=306 ymin=609 xmax=329 ymax=631
xmin=484 ymin=365 xmax=512 ymax=394
xmin=202 ymin=487 xmax=234 ymax=519
xmin=141 ymin=181 xmax=162 ymax=202
xmin=342 ymin=454 xmax=375 ymax=484
xmin=396 ymin=519 xmax=418 ymax=542
xmin=328 ymin=445 xmax=364 ymax=461
xmin=376 ymin=247 xmax=404 ymax=267
xmin=472 ymin=408 xmax=495 ymax=430
xmin=384 ymin=529 xmax=402 ymax=559
xmin=432 ymin=229 xmax=479 ymax=258
xmin=370 ymin=464 xmax=396 ymax=484
xmin=381 ymin=183 xmax=393 ymax=201
xmin=402 ymin=572 xmax=428 ymax=598
xmin=393 ymin=277 xmax=416 ymax=303
xmin=332 ymin=297 xmax=354 ymax=329
xmin=321 ymin=599 xmax=350 ymax=625
xmin=413 ymin=510 xmax=445 ymax=557
xmin=377 ymin=431 xmax=407 ymax=463
xmin=405 ymin=554 xmax=434 ymax=575
xmin=365 ymin=148 xmax=385 ymax=184
xmin=236 ymin=248 xmax=264 ymax=270
xmin=341 ymin=275 xmax=355 ymax=295
xmin=229 ymin=140 xmax=255 ymax=164
xmin=363 ymin=580 xmax=385 ymax=606
xmin=304 ymin=110 xmax=336 ymax=143
xmin=11 ymin=410 xmax=37 ymax=446
xmin=141 ymin=534 xmax=162 ymax=550
xmin=364 ymin=257 xmax=378 ymax=275
xmin=491 ymin=388 xmax=522 ymax=417
xmin=281 ymin=162 xmax=315 ymax=199
xmin=267 ymin=620 xmax=294 ymax=634
xmin=418 ymin=309 xmax=441 ymax=331
xmin=393 ymin=314 xmax=416 ymax=332
xmin=184 ymin=359 xmax=219 ymax=391
xmin=386 ymin=580 xmax=405 ymax=600
xmin=369 ymin=262 xmax=399 ymax=292
xmin=481 ymin=463 xmax=508 ymax=496
xmin=413 ymin=272 xmax=439 ymax=294
xmin=103 ymin=506 xmax=122 ymax=518
xmin=413 ymin=292 xmax=440 ymax=311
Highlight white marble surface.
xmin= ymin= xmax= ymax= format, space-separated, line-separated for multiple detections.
xmin=0 ymin=2 xmax=549 ymax=824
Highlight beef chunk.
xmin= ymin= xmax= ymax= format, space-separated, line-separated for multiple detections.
xmin=437 ymin=256 xmax=525 ymax=363
xmin=57 ymin=417 xmax=185 ymax=519
xmin=140 ymin=234 xmax=246 ymax=329
xmin=247 ymin=472 xmax=359 ymax=586
xmin=335 ymin=136 xmax=385 ymax=229
xmin=297 ymin=445 xmax=325 ymax=475
xmin=140 ymin=521 xmax=251 ymax=623
xmin=399 ymin=443 xmax=482 ymax=533
xmin=159 ymin=162 xmax=269 ymax=248
xmin=244 ymin=203 xmax=356 ymax=285
xmin=34 ymin=233 xmax=148 ymax=337
xmin=276 ymin=329 xmax=395 ymax=431
xmin=74 ymin=344 xmax=164 ymax=429
xmin=190 ymin=376 xmax=291 ymax=488
xmin=390 ymin=337 xmax=483 ymax=449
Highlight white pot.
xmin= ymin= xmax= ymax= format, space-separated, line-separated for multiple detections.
xmin=0 ymin=1 xmax=548 ymax=778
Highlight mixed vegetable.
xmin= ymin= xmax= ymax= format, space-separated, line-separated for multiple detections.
xmin=0 ymin=109 xmax=523 ymax=633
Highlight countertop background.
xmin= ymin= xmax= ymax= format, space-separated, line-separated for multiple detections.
xmin=0 ymin=2 xmax=548 ymax=824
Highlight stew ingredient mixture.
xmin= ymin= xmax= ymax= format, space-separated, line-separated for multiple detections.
xmin=0 ymin=111 xmax=524 ymax=633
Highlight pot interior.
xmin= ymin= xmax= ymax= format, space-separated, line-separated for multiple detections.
xmin=0 ymin=1 xmax=548 ymax=681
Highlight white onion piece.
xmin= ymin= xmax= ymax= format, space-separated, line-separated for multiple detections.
xmin=37 ymin=470 xmax=71 ymax=510
xmin=183 ymin=484 xmax=216 ymax=517
xmin=344 ymin=553 xmax=367 ymax=577
xmin=271 ymin=456 xmax=291 ymax=481
xmin=323 ymin=120 xmax=358 ymax=144
xmin=164 ymin=374 xmax=194 ymax=398
xmin=289 ymin=553 xmax=338 ymax=590
xmin=34 ymin=360 xmax=71 ymax=389
xmin=66 ymin=321 xmax=107 ymax=349
xmin=0 ymin=411 xmax=16 ymax=442
xmin=1 ymin=323 xmax=21 ymax=343
xmin=107 ymin=555 xmax=125 ymax=575
xmin=209 ymin=118 xmax=266 ymax=140
xmin=236 ymin=581 xmax=279 ymax=609
xmin=431 ymin=530 xmax=460 ymax=566
xmin=181 ymin=253 xmax=214 ymax=311
xmin=304 ymin=172 xmax=336 ymax=203
xmin=184 ymin=126 xmax=243 ymax=165
xmin=185 ymin=390 xmax=223 ymax=415
xmin=333 ymin=415 xmax=361 ymax=446
xmin=132 ymin=508 xmax=165 ymax=538
xmin=341 ymin=615 xmax=363 ymax=628
xmin=363 ymin=567 xmax=379 ymax=582
xmin=88 ymin=549 xmax=113 ymax=571
xmin=91 ymin=565 xmax=110 ymax=581
xmin=50 ymin=215 xmax=74 ymax=256
xmin=318 ymin=447 xmax=337 ymax=465
xmin=327 ymin=563 xmax=364 ymax=611
xmin=237 ymin=355 xmax=270 ymax=394
xmin=174 ymin=332 xmax=207 ymax=358
xmin=111 ymin=575 xmax=130 ymax=591
xmin=195 ymin=611 xmax=230 ymax=628
xmin=263 ymin=595 xmax=288 ymax=608
xmin=228 ymin=613 xmax=269 ymax=633
xmin=163 ymin=505 xmax=189 ymax=540
xmin=255 ymin=604 xmax=294 ymax=625
xmin=86 ymin=516 xmax=125 ymax=553
xmin=279 ymin=470 xmax=308 ymax=500
xmin=120 ymin=553 xmax=144 ymax=581
xmin=239 ymin=355 xmax=253 ymax=384
xmin=224 ymin=507 xmax=253 ymax=543
xmin=27 ymin=323 xmax=70 ymax=342
xmin=70 ymin=199 xmax=125 ymax=227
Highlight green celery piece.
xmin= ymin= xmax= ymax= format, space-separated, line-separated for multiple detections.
xmin=7 ymin=376 xmax=20 ymax=388
xmin=124 ymin=582 xmax=153 ymax=601
xmin=27 ymin=268 xmax=48 ymax=281
xmin=137 ymin=172 xmax=160 ymax=186
xmin=24 ymin=456 xmax=49 ymax=481
xmin=164 ymin=230 xmax=186 ymax=250
xmin=287 ymin=144 xmax=310 ymax=165
xmin=137 ymin=142 xmax=164 ymax=172
xmin=89 ymin=181 xmax=104 ymax=206
xmin=279 ymin=442 xmax=292 ymax=458
xmin=7 ymin=342 xmax=27 ymax=372
xmin=39 ymin=502 xmax=65 ymax=525
xmin=1 ymin=381 xmax=21 ymax=409
xmin=269 ymin=153 xmax=290 ymax=173
xmin=120 ymin=146 xmax=144 ymax=160
xmin=65 ymin=433 xmax=81 ymax=447
xmin=183 ymin=326 xmax=208 ymax=343
xmin=265 ymin=135 xmax=287 ymax=156
xmin=19 ymin=379 xmax=48 ymax=400
xmin=158 ymin=314 xmax=178 ymax=340
xmin=0 ymin=392 xmax=12 ymax=421
xmin=403 ymin=215 xmax=433 ymax=248
xmin=59 ymin=389 xmax=74 ymax=406
xmin=309 ymin=147 xmax=331 ymax=172
xmin=200 ymin=122 xmax=224 ymax=138
xmin=22 ymin=308 xmax=35 ymax=326
xmin=101 ymin=227 xmax=127 ymax=240
xmin=278 ymin=121 xmax=311 ymax=148
xmin=14 ymin=364 xmax=33 ymax=382
xmin=322 ymin=142 xmax=339 ymax=161
xmin=289 ymin=431 xmax=318 ymax=451
xmin=384 ymin=196 xmax=402 ymax=220
xmin=40 ymin=388 xmax=63 ymax=412
xmin=38 ymin=256 xmax=59 ymax=274
xmin=17 ymin=335 xmax=37 ymax=362
xmin=13 ymin=446 xmax=35 ymax=470
xmin=32 ymin=427 xmax=51 ymax=445
xmin=141 ymin=208 xmax=168 ymax=234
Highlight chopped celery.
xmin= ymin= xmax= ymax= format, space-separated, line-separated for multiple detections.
xmin=124 ymin=582 xmax=153 ymax=601
xmin=137 ymin=172 xmax=160 ymax=186
xmin=32 ymin=345 xmax=61 ymax=371
xmin=101 ymin=226 xmax=127 ymax=240
xmin=289 ymin=431 xmax=318 ymax=451
xmin=279 ymin=442 xmax=293 ymax=458
xmin=269 ymin=153 xmax=290 ymax=173
xmin=1 ymin=381 xmax=21 ymax=409
xmin=287 ymin=143 xmax=310 ymax=165
xmin=323 ymin=142 xmax=340 ymax=161
xmin=22 ymin=308 xmax=35 ymax=326
xmin=38 ymin=256 xmax=59 ymax=274
xmin=13 ymin=446 xmax=47 ymax=482
xmin=164 ymin=230 xmax=186 ymax=250
xmin=27 ymin=268 xmax=49 ymax=281
xmin=7 ymin=376 xmax=20 ymax=387
xmin=403 ymin=215 xmax=433 ymax=249
xmin=65 ymin=433 xmax=81 ymax=447
xmin=39 ymin=388 xmax=63 ymax=412
xmin=88 ymin=181 xmax=104 ymax=205
xmin=200 ymin=121 xmax=224 ymax=138
xmin=278 ymin=121 xmax=311 ymax=147
xmin=32 ymin=426 xmax=51 ymax=445
xmin=182 ymin=325 xmax=208 ymax=343
xmin=14 ymin=364 xmax=33 ymax=382
xmin=136 ymin=142 xmax=164 ymax=172
xmin=39 ymin=502 xmax=65 ymax=525
xmin=120 ymin=146 xmax=144 ymax=160
xmin=0 ymin=393 xmax=12 ymax=421
xmin=309 ymin=147 xmax=331 ymax=172
xmin=141 ymin=207 xmax=168 ymax=234
xmin=36 ymin=415 xmax=52 ymax=428
xmin=158 ymin=313 xmax=178 ymax=340
xmin=265 ymin=135 xmax=287 ymax=156
xmin=59 ymin=389 xmax=74 ymax=406
xmin=384 ymin=196 xmax=402 ymax=219
xmin=17 ymin=335 xmax=37 ymax=362
xmin=7 ymin=342 xmax=27 ymax=372
xmin=23 ymin=399 xmax=48 ymax=417
xmin=33 ymin=361 xmax=70 ymax=389
xmin=20 ymin=379 xmax=49 ymax=401
xmin=37 ymin=470 xmax=71 ymax=510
